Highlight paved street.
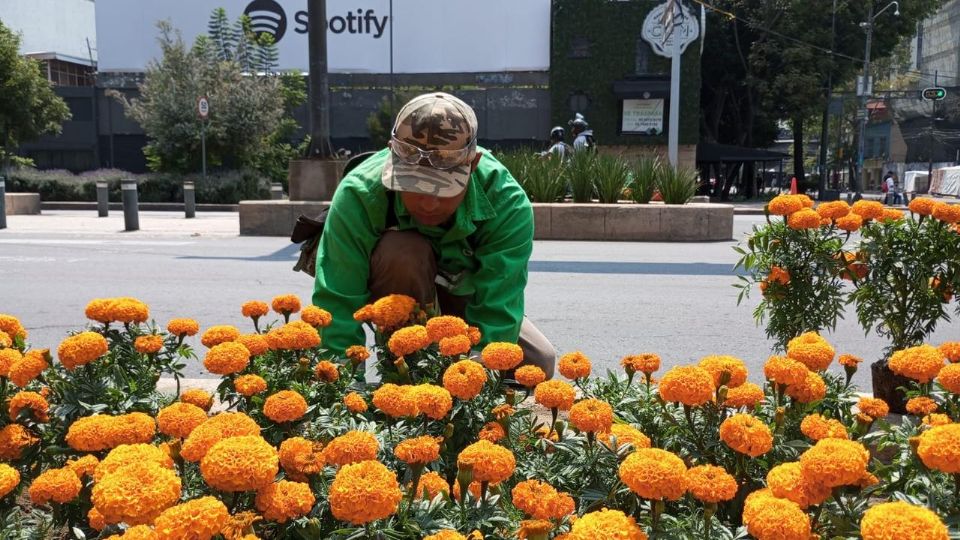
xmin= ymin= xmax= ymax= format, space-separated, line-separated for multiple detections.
xmin=1 ymin=210 xmax=957 ymax=389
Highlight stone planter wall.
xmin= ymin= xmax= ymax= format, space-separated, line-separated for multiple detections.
xmin=4 ymin=193 xmax=41 ymax=215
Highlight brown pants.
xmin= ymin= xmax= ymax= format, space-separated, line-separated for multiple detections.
xmin=369 ymin=230 xmax=556 ymax=378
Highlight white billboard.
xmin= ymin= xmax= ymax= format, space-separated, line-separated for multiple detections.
xmin=95 ymin=0 xmax=550 ymax=74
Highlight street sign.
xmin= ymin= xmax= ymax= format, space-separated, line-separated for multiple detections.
xmin=641 ymin=0 xmax=700 ymax=58
xmin=921 ymin=87 xmax=947 ymax=101
xmin=197 ymin=96 xmax=210 ymax=119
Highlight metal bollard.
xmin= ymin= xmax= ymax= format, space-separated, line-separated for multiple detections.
xmin=0 ymin=175 xmax=6 ymax=230
xmin=96 ymin=180 xmax=109 ymax=217
xmin=270 ymin=182 xmax=284 ymax=200
xmin=121 ymin=178 xmax=139 ymax=231
xmin=183 ymin=180 xmax=196 ymax=219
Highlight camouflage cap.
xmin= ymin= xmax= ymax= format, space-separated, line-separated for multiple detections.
xmin=382 ymin=92 xmax=479 ymax=198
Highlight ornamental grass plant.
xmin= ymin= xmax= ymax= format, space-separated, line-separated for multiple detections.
xmin=629 ymin=155 xmax=662 ymax=204
xmin=2 ymin=292 xmax=960 ymax=538
xmin=566 ymin=151 xmax=596 ymax=203
xmin=658 ymin=165 xmax=699 ymax=205
xmin=593 ymin=154 xmax=630 ymax=204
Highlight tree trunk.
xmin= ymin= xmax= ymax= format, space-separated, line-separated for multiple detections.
xmin=792 ymin=117 xmax=805 ymax=192
xmin=307 ymin=0 xmax=333 ymax=159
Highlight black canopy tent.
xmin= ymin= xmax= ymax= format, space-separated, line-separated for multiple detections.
xmin=696 ymin=143 xmax=790 ymax=200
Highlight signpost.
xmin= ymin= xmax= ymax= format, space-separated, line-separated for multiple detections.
xmin=197 ymin=96 xmax=209 ymax=183
xmin=921 ymin=87 xmax=947 ymax=101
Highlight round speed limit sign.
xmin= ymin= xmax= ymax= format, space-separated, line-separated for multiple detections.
xmin=197 ymin=96 xmax=210 ymax=120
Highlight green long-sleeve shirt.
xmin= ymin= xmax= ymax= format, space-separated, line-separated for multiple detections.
xmin=311 ymin=147 xmax=534 ymax=354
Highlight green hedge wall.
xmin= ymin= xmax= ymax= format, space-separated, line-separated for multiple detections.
xmin=551 ymin=0 xmax=701 ymax=146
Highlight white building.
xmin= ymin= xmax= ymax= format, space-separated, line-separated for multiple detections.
xmin=913 ymin=0 xmax=960 ymax=87
xmin=0 ymin=0 xmax=97 ymax=84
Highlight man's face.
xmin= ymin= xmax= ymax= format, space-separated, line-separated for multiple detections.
xmin=390 ymin=140 xmax=482 ymax=227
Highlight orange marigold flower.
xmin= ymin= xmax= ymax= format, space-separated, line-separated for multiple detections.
xmin=301 ymin=305 xmax=333 ymax=327
xmin=889 ymin=344 xmax=944 ymax=383
xmin=154 ymin=496 xmax=229 ymax=540
xmin=917 ymin=424 xmax=960 ymax=474
xmin=104 ymin=297 xmax=150 ymax=324
xmin=458 ymin=440 xmax=516 ymax=484
xmin=368 ymin=294 xmax=418 ymax=330
xmin=234 ymin=374 xmax=268 ymax=397
xmin=568 ymin=398 xmax=613 ymax=433
xmin=923 ymin=413 xmax=952 ymax=426
xmin=766 ymin=462 xmax=831 ymax=509
xmin=799 ymin=438 xmax=869 ymax=488
xmin=8 ymin=349 xmax=49 ymax=387
xmin=94 ymin=444 xmax=174 ymax=482
xmin=786 ymin=332 xmax=835 ymax=371
xmin=478 ymin=421 xmax=506 ymax=442
xmin=271 ymin=294 xmax=301 ymax=315
xmin=66 ymin=412 xmax=156 ymax=452
xmin=933 ymin=203 xmax=960 ymax=224
xmin=180 ymin=412 xmax=260 ymax=462
xmin=518 ymin=519 xmax=553 ymax=539
xmin=106 ymin=525 xmax=158 ymax=540
xmin=87 ymin=507 xmax=106 ymax=531
xmin=180 ymin=388 xmax=214 ymax=412
xmin=241 ymin=300 xmax=269 ymax=319
xmin=156 ymin=402 xmax=207 ymax=439
xmin=658 ymin=365 xmax=715 ymax=406
xmin=91 ymin=461 xmax=181 ymax=525
xmin=511 ymin=480 xmax=574 ymax=520
xmin=0 ymin=423 xmax=38 ymax=460
xmin=838 ymin=353 xmax=863 ymax=367
xmin=443 ymin=360 xmax=488 ymax=400
xmin=278 ymin=437 xmax=324 ymax=480
xmin=938 ymin=363 xmax=960 ymax=394
xmin=685 ymin=464 xmax=737 ymax=503
xmin=467 ymin=326 xmax=482 ymax=345
xmin=857 ymin=397 xmax=890 ymax=420
xmin=557 ymin=351 xmax=591 ymax=380
xmin=394 ymin=436 xmax=441 ymax=465
xmin=323 ymin=431 xmax=379 ymax=467
xmin=8 ymin=391 xmax=49 ymax=422
xmin=860 ymin=501 xmax=948 ymax=540
xmin=483 ymin=342 xmax=525 ymax=371
xmin=0 ymin=314 xmax=27 ymax=342
xmin=621 ymin=353 xmax=660 ymax=376
xmin=353 ymin=305 xmax=374 ymax=323
xmin=201 ymin=325 xmax=240 ymax=348
xmin=940 ymin=342 xmax=960 ymax=363
xmin=166 ymin=318 xmax=200 ymax=337
xmin=719 ymin=414 xmax=773 ymax=457
xmin=412 ymin=471 xmax=450 ymax=500
xmin=907 ymin=396 xmax=938 ymax=416
xmin=723 ymin=382 xmax=765 ymax=409
xmin=836 ymin=213 xmax=863 ymax=232
xmin=373 ymin=383 xmax=419 ymax=418
xmin=329 ymin=460 xmax=403 ymax=525
xmin=698 ymin=355 xmax=748 ymax=388
xmin=200 ymin=436 xmax=279 ymax=492
xmin=816 ymin=200 xmax=850 ymax=220
xmin=263 ymin=390 xmax=308 ymax=423
xmin=800 ymin=414 xmax=848 ymax=441
xmin=265 ymin=321 xmax=321 ymax=350
xmin=534 ymin=380 xmax=576 ymax=411
xmin=203 ymin=341 xmax=250 ymax=375
xmin=134 ymin=334 xmax=164 ymax=355
xmin=236 ymin=334 xmax=269 ymax=356
xmin=763 ymin=355 xmax=808 ymax=387
xmin=599 ymin=424 xmax=651 ymax=451
xmin=0 ymin=463 xmax=20 ymax=499
xmin=569 ymin=508 xmax=646 ymax=540
xmin=0 ymin=348 xmax=21 ymax=377
xmin=909 ymin=197 xmax=938 ymax=216
xmin=343 ymin=392 xmax=368 ymax=414
xmin=426 ymin=315 xmax=469 ymax=342
xmin=742 ymin=489 xmax=811 ymax=540
xmin=314 ymin=360 xmax=340 ymax=383
xmin=619 ymin=448 xmax=687 ymax=500
xmin=387 ymin=325 xmax=430 ymax=357
xmin=514 ymin=365 xmax=546 ymax=388
xmin=787 ymin=208 xmax=822 ymax=229
xmin=345 ymin=345 xmax=370 ymax=363
xmin=851 ymin=200 xmax=884 ymax=220
xmin=29 ymin=467 xmax=81 ymax=505
xmin=880 ymin=208 xmax=904 ymax=222
xmin=415 ymin=384 xmax=453 ymax=420
xmin=492 ymin=404 xmax=514 ymax=420
xmin=439 ymin=334 xmax=472 ymax=357
xmin=424 ymin=531 xmax=465 ymax=540
xmin=66 ymin=454 xmax=100 ymax=479
xmin=255 ymin=480 xmax=315 ymax=523
xmin=785 ymin=369 xmax=826 ymax=404
xmin=768 ymin=194 xmax=804 ymax=216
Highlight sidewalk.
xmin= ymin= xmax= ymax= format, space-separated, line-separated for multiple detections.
xmin=1 ymin=210 xmax=240 ymax=237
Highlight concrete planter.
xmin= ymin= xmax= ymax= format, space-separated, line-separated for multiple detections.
xmin=287 ymin=159 xmax=344 ymax=201
xmin=4 ymin=193 xmax=41 ymax=215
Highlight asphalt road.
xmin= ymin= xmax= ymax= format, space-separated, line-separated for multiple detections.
xmin=1 ymin=213 xmax=957 ymax=389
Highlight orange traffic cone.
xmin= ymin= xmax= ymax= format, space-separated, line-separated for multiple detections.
xmin=790 ymin=177 xmax=799 ymax=195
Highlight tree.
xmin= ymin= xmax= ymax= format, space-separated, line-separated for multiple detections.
xmin=0 ymin=20 xmax=71 ymax=168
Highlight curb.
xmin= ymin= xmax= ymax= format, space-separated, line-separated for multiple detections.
xmin=41 ymin=202 xmax=239 ymax=212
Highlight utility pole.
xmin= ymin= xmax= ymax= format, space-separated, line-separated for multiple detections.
xmin=817 ymin=0 xmax=837 ymax=199
xmin=855 ymin=2 xmax=874 ymax=198
xmin=927 ymin=70 xmax=939 ymax=190
xmin=307 ymin=0 xmax=333 ymax=159
xmin=667 ymin=0 xmax=682 ymax=167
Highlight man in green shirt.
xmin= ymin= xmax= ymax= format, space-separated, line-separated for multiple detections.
xmin=312 ymin=92 xmax=556 ymax=377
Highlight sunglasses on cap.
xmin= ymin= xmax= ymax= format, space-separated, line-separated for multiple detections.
xmin=390 ymin=132 xmax=477 ymax=170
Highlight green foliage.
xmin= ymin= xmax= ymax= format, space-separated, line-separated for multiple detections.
xmin=567 ymin=152 xmax=595 ymax=203
xmin=0 ymin=20 xmax=71 ymax=168
xmin=629 ymin=155 xmax=661 ymax=204
xmin=594 ymin=155 xmax=630 ymax=204
xmin=200 ymin=8 xmax=279 ymax=73
xmin=658 ymin=166 xmax=699 ymax=205
xmin=494 ymin=150 xmax=567 ymax=203
xmin=366 ymin=94 xmax=417 ymax=150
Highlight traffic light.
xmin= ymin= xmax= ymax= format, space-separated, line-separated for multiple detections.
xmin=922 ymin=87 xmax=947 ymax=101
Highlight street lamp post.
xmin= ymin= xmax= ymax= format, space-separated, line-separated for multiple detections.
xmin=855 ymin=1 xmax=899 ymax=198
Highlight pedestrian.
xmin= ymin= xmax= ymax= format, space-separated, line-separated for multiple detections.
xmin=541 ymin=126 xmax=572 ymax=161
xmin=882 ymin=170 xmax=901 ymax=205
xmin=311 ymin=92 xmax=556 ymax=378
xmin=569 ymin=113 xmax=596 ymax=153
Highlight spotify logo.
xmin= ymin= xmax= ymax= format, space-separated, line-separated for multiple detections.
xmin=244 ymin=0 xmax=288 ymax=43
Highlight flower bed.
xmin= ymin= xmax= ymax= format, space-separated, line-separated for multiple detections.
xmin=1 ymin=295 xmax=959 ymax=539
